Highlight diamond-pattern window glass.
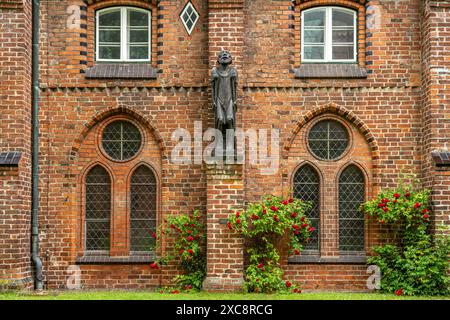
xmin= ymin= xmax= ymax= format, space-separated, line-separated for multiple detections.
xmin=85 ymin=165 xmax=111 ymax=252
xmin=102 ymin=121 xmax=142 ymax=161
xmin=180 ymin=2 xmax=199 ymax=35
xmin=130 ymin=165 xmax=157 ymax=252
xmin=339 ymin=165 xmax=365 ymax=252
xmin=308 ymin=120 xmax=349 ymax=160
xmin=293 ymin=164 xmax=320 ymax=251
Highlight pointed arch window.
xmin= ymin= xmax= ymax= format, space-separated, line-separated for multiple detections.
xmin=85 ymin=165 xmax=111 ymax=252
xmin=293 ymin=164 xmax=320 ymax=252
xmin=339 ymin=165 xmax=365 ymax=252
xmin=130 ymin=165 xmax=157 ymax=252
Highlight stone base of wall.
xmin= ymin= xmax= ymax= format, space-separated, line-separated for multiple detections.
xmin=203 ymin=276 xmax=244 ymax=292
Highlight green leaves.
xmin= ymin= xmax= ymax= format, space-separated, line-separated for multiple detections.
xmin=363 ymin=181 xmax=449 ymax=296
xmin=154 ymin=210 xmax=206 ymax=291
xmin=226 ymin=195 xmax=312 ymax=293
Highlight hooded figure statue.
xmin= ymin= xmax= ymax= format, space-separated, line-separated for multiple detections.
xmin=212 ymin=51 xmax=238 ymax=134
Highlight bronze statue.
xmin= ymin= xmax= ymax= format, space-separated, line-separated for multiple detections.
xmin=212 ymin=51 xmax=238 ymax=134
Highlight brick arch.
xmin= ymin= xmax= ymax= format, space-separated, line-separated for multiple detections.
xmin=70 ymin=107 xmax=167 ymax=161
xmin=282 ymin=103 xmax=380 ymax=162
xmin=294 ymin=0 xmax=366 ymax=7
xmin=83 ymin=0 xmax=157 ymax=7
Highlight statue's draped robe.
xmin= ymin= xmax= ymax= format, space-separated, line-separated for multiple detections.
xmin=212 ymin=67 xmax=237 ymax=132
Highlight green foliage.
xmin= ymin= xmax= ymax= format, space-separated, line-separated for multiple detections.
xmin=227 ymin=195 xmax=313 ymax=293
xmin=362 ymin=178 xmax=450 ymax=296
xmin=153 ymin=210 xmax=206 ymax=292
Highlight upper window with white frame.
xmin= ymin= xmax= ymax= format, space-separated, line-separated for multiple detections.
xmin=301 ymin=7 xmax=356 ymax=63
xmin=96 ymin=7 xmax=151 ymax=62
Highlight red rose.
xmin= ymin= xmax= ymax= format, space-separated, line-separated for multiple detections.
xmin=180 ymin=249 xmax=184 ymax=254
xmin=307 ymin=226 xmax=315 ymax=232
xmin=404 ymin=192 xmax=410 ymax=198
xmin=282 ymin=200 xmax=289 ymax=205
xmin=236 ymin=211 xmax=240 ymax=218
xmin=190 ymin=223 xmax=195 ymax=228
xmin=395 ymin=288 xmax=403 ymax=296
xmin=274 ymin=215 xmax=279 ymax=222
xmin=294 ymin=230 xmax=299 ymax=235
xmin=270 ymin=206 xmax=278 ymax=212
xmin=380 ymin=220 xmax=385 ymax=224
xmin=289 ymin=198 xmax=294 ymax=203
xmin=306 ymin=238 xmax=311 ymax=242
xmin=227 ymin=221 xmax=232 ymax=230
xmin=292 ymin=224 xmax=299 ymax=230
xmin=294 ymin=249 xmax=300 ymax=255
xmin=262 ymin=209 xmax=267 ymax=215
xmin=300 ymin=216 xmax=305 ymax=222
xmin=186 ymin=236 xmax=194 ymax=242
xmin=185 ymin=285 xmax=193 ymax=290
xmin=393 ymin=193 xmax=400 ymax=199
xmin=291 ymin=212 xmax=298 ymax=218
xmin=423 ymin=213 xmax=429 ymax=219
xmin=151 ymin=232 xmax=157 ymax=239
xmin=414 ymin=202 xmax=421 ymax=209
xmin=257 ymin=263 xmax=264 ymax=269
xmin=421 ymin=208 xmax=428 ymax=214
xmin=170 ymin=224 xmax=175 ymax=229
xmin=188 ymin=249 xmax=194 ymax=255
xmin=171 ymin=290 xmax=180 ymax=294
xmin=251 ymin=214 xmax=259 ymax=220
xmin=187 ymin=230 xmax=191 ymax=234
xmin=285 ymin=281 xmax=292 ymax=288
xmin=301 ymin=223 xmax=308 ymax=228
xmin=383 ymin=207 xmax=389 ymax=212
xmin=236 ymin=219 xmax=241 ymax=225
xmin=378 ymin=203 xmax=385 ymax=208
xmin=150 ymin=262 xmax=159 ymax=269
xmin=381 ymin=198 xmax=389 ymax=203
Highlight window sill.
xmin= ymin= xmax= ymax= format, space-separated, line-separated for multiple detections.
xmin=288 ymin=254 xmax=367 ymax=264
xmin=76 ymin=254 xmax=155 ymax=265
xmin=84 ymin=64 xmax=158 ymax=79
xmin=293 ymin=64 xmax=367 ymax=79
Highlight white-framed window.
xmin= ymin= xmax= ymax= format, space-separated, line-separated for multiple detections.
xmin=96 ymin=7 xmax=151 ymax=62
xmin=301 ymin=7 xmax=357 ymax=63
xmin=180 ymin=1 xmax=199 ymax=35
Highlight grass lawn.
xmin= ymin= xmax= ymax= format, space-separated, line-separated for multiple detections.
xmin=0 ymin=291 xmax=449 ymax=300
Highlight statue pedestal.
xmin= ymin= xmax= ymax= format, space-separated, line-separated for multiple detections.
xmin=202 ymin=163 xmax=244 ymax=292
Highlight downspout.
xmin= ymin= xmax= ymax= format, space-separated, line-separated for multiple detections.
xmin=31 ymin=0 xmax=44 ymax=291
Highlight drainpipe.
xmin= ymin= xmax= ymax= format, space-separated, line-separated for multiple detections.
xmin=31 ymin=0 xmax=44 ymax=291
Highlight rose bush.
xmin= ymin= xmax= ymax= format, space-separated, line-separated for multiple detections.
xmin=362 ymin=180 xmax=449 ymax=296
xmin=152 ymin=210 xmax=206 ymax=292
xmin=227 ymin=195 xmax=313 ymax=293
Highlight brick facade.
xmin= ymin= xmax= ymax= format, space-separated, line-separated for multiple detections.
xmin=0 ymin=0 xmax=448 ymax=291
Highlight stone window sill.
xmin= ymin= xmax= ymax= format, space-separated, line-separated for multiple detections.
xmin=288 ymin=254 xmax=367 ymax=264
xmin=293 ymin=64 xmax=367 ymax=79
xmin=76 ymin=254 xmax=155 ymax=265
xmin=84 ymin=64 xmax=158 ymax=79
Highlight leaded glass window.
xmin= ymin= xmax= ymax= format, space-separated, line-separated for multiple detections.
xmin=308 ymin=120 xmax=349 ymax=160
xmin=339 ymin=165 xmax=365 ymax=252
xmin=302 ymin=7 xmax=356 ymax=62
xmin=180 ymin=2 xmax=199 ymax=35
xmin=293 ymin=164 xmax=320 ymax=251
xmin=96 ymin=7 xmax=151 ymax=61
xmin=130 ymin=165 xmax=157 ymax=252
xmin=85 ymin=165 xmax=111 ymax=252
xmin=102 ymin=120 xmax=142 ymax=161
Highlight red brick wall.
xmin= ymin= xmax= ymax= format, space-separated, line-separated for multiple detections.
xmin=1 ymin=0 xmax=446 ymax=292
xmin=0 ymin=1 xmax=32 ymax=288
xmin=421 ymin=0 xmax=450 ymax=235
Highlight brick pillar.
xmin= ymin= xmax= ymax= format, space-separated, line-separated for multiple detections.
xmin=203 ymin=164 xmax=244 ymax=291
xmin=421 ymin=0 xmax=450 ymax=235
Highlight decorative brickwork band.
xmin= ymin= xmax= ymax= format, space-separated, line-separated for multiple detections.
xmin=203 ymin=164 xmax=244 ymax=291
